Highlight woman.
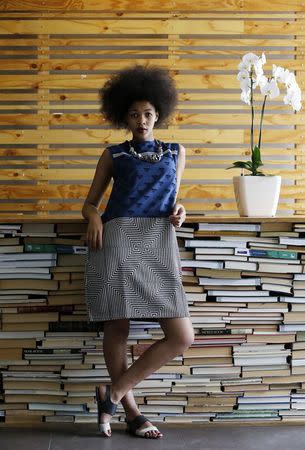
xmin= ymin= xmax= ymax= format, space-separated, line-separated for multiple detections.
xmin=82 ymin=65 xmax=194 ymax=439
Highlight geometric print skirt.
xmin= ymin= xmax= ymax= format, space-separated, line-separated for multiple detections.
xmin=84 ymin=217 xmax=190 ymax=322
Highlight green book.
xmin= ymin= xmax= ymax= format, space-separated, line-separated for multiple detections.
xmin=235 ymin=248 xmax=298 ymax=259
xmin=25 ymin=243 xmax=87 ymax=254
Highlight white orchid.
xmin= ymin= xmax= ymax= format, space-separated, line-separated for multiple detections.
xmin=260 ymin=78 xmax=280 ymax=99
xmin=228 ymin=53 xmax=302 ymax=176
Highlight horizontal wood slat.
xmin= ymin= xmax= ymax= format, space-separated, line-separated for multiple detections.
xmin=1 ymin=0 xmax=304 ymax=12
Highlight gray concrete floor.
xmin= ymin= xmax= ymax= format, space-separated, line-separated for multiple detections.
xmin=1 ymin=423 xmax=305 ymax=450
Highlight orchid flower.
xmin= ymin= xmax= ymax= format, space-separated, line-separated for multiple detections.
xmin=227 ymin=53 xmax=302 ymax=176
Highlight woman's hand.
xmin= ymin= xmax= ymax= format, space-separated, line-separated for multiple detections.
xmin=86 ymin=215 xmax=103 ymax=251
xmin=169 ymin=203 xmax=186 ymax=227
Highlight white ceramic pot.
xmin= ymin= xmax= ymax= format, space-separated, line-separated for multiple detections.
xmin=233 ymin=175 xmax=281 ymax=217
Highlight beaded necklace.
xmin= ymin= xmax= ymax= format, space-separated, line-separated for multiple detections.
xmin=128 ymin=139 xmax=164 ymax=163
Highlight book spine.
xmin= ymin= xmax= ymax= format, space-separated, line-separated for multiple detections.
xmin=235 ymin=248 xmax=297 ymax=259
xmin=25 ymin=244 xmax=87 ymax=254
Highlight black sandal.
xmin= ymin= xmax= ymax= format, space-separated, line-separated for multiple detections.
xmin=126 ymin=414 xmax=162 ymax=438
xmin=95 ymin=385 xmax=117 ymax=436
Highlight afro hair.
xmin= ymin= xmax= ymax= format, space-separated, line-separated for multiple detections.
xmin=99 ymin=65 xmax=178 ymax=128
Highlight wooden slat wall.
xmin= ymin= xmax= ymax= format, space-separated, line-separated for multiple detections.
xmin=0 ymin=0 xmax=304 ymax=218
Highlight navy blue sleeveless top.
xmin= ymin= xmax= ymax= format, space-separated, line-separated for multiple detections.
xmin=101 ymin=140 xmax=179 ymax=224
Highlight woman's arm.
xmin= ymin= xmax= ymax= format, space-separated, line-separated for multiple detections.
xmin=169 ymin=144 xmax=186 ymax=227
xmin=82 ymin=148 xmax=113 ymax=250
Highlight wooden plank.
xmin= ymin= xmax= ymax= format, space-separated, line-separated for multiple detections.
xmin=0 ymin=12 xmax=301 ymax=20
xmin=0 ymin=128 xmax=302 ymax=145
xmin=0 ymin=112 xmax=302 ymax=127
xmin=3 ymin=58 xmax=305 ymax=72
xmin=0 ymin=185 xmax=96 ymax=199
xmin=0 ymin=37 xmax=299 ymax=47
xmin=0 ymin=202 xmax=89 ymax=212
xmin=0 ymin=19 xmax=243 ymax=35
xmin=0 ymin=146 xmax=300 ymax=157
xmin=0 ymin=129 xmax=244 ymax=144
xmin=0 ymin=74 xmax=241 ymax=90
xmin=1 ymin=0 xmax=304 ymax=12
xmin=0 ymin=167 xmax=300 ymax=181
xmin=180 ymin=184 xmax=305 ymax=199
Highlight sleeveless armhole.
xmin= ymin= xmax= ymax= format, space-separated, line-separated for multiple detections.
xmin=170 ymin=142 xmax=180 ymax=169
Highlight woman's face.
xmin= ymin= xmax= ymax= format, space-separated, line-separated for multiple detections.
xmin=126 ymin=100 xmax=159 ymax=142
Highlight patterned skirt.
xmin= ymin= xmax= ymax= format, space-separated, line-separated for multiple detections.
xmin=84 ymin=217 xmax=190 ymax=322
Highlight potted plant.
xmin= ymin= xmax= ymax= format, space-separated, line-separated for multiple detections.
xmin=227 ymin=52 xmax=302 ymax=217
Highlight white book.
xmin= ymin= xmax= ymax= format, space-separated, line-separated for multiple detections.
xmin=279 ymin=324 xmax=305 ymax=331
xmin=291 ymin=359 xmax=305 ymax=367
xmin=280 ymin=297 xmax=305 ymax=303
xmin=216 ymin=296 xmax=275 ymax=303
xmin=185 ymin=240 xmax=247 ymax=248
xmin=279 ymin=237 xmax=305 ymax=246
xmin=195 ymin=255 xmax=247 ymax=261
xmin=5 ymin=389 xmax=65 ymax=396
xmin=258 ymin=263 xmax=303 ymax=273
xmin=238 ymin=403 xmax=290 ymax=410
xmin=175 ymin=231 xmax=194 ymax=238
xmin=224 ymin=261 xmax=257 ymax=271
xmin=261 ymin=277 xmax=293 ymax=286
xmin=233 ymin=355 xmax=287 ymax=366
xmin=16 ymin=233 xmax=57 ymax=237
xmin=234 ymin=344 xmax=286 ymax=352
xmin=294 ymin=275 xmax=305 ymax=280
xmin=226 ymin=316 xmax=281 ymax=322
xmin=0 ymin=289 xmax=48 ymax=295
xmin=261 ymin=283 xmax=292 ymax=294
xmin=0 ymin=273 xmax=51 ymax=279
xmin=238 ymin=396 xmax=290 ymax=404
xmin=185 ymin=293 xmax=207 ymax=301
xmin=180 ymin=259 xmax=223 ymax=269
xmin=199 ymin=277 xmax=260 ymax=286
xmin=0 ymin=267 xmax=50 ymax=274
xmin=0 ymin=224 xmax=21 ymax=230
xmin=0 ymin=261 xmax=56 ymax=268
xmin=249 ymin=243 xmax=287 ymax=249
xmin=198 ymin=223 xmax=260 ymax=232
xmin=192 ymin=366 xmax=241 ymax=375
xmin=208 ymin=290 xmax=269 ymax=297
xmin=0 ymin=331 xmax=45 ymax=338
xmin=238 ymin=307 xmax=288 ymax=312
xmin=195 ymin=248 xmax=234 ymax=255
xmin=29 ymin=404 xmax=84 ymax=411
xmin=221 ymin=236 xmax=277 ymax=243
xmin=0 ymin=253 xmax=56 ymax=261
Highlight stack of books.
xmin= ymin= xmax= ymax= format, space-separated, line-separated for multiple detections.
xmin=1 ymin=219 xmax=305 ymax=425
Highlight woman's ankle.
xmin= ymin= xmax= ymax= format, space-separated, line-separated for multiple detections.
xmin=124 ymin=407 xmax=141 ymax=421
xmin=110 ymin=384 xmax=121 ymax=404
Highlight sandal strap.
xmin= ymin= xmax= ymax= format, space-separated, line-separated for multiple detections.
xmin=126 ymin=414 xmax=150 ymax=433
xmin=97 ymin=385 xmax=117 ymax=416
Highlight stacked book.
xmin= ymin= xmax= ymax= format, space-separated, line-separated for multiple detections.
xmin=1 ymin=219 xmax=305 ymax=425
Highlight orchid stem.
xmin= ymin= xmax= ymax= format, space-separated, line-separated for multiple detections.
xmin=258 ymin=94 xmax=267 ymax=150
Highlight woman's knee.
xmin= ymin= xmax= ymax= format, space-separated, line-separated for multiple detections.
xmin=161 ymin=318 xmax=194 ymax=353
xmin=175 ymin=327 xmax=194 ymax=352
xmin=103 ymin=319 xmax=130 ymax=340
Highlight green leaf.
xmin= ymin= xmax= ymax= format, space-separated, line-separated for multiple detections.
xmin=226 ymin=161 xmax=250 ymax=169
xmin=252 ymin=145 xmax=263 ymax=165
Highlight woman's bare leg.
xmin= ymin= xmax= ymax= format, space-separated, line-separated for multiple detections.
xmin=98 ymin=317 xmax=194 ymax=435
xmin=111 ymin=317 xmax=194 ymax=400
xmin=99 ymin=319 xmax=140 ymax=436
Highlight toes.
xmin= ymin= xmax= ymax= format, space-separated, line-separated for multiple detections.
xmin=145 ymin=430 xmax=161 ymax=439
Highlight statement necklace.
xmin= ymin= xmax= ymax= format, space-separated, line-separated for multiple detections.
xmin=128 ymin=139 xmax=164 ymax=163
